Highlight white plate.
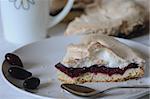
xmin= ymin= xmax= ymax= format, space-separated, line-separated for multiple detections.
xmin=1 ymin=36 xmax=150 ymax=99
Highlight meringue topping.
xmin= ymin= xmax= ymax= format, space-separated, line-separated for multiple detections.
xmin=61 ymin=34 xmax=145 ymax=68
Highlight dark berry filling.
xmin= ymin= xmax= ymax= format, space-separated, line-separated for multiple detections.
xmin=118 ymin=24 xmax=146 ymax=38
xmin=55 ymin=63 xmax=139 ymax=78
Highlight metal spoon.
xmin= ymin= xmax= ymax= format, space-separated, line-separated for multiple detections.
xmin=61 ymin=84 xmax=150 ymax=97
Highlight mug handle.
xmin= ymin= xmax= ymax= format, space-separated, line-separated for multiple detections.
xmin=48 ymin=0 xmax=74 ymax=28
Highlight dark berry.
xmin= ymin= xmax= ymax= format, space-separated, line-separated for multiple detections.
xmin=23 ymin=77 xmax=40 ymax=89
xmin=5 ymin=53 xmax=23 ymax=67
xmin=8 ymin=67 xmax=32 ymax=80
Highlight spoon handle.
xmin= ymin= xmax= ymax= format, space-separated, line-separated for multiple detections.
xmin=99 ymin=85 xmax=150 ymax=93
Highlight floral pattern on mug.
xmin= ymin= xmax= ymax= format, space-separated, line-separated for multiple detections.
xmin=9 ymin=0 xmax=35 ymax=10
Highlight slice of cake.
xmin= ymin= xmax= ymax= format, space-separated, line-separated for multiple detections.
xmin=55 ymin=34 xmax=145 ymax=84
xmin=65 ymin=0 xmax=146 ymax=38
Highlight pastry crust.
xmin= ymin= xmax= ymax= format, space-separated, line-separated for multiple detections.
xmin=57 ymin=66 xmax=144 ymax=84
xmin=65 ymin=0 xmax=146 ymax=37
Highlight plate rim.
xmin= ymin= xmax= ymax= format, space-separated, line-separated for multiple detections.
xmin=1 ymin=36 xmax=149 ymax=99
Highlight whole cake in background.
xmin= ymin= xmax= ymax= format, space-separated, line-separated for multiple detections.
xmin=55 ymin=34 xmax=145 ymax=84
xmin=64 ymin=0 xmax=148 ymax=38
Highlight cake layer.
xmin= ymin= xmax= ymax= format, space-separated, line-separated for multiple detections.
xmin=56 ymin=66 xmax=144 ymax=84
xmin=55 ymin=63 xmax=139 ymax=78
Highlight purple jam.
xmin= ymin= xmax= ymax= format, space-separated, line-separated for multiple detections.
xmin=55 ymin=63 xmax=139 ymax=78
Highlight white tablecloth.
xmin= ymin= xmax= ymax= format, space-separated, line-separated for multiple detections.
xmin=0 ymin=19 xmax=149 ymax=99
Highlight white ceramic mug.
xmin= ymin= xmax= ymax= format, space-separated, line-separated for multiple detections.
xmin=0 ymin=0 xmax=74 ymax=45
